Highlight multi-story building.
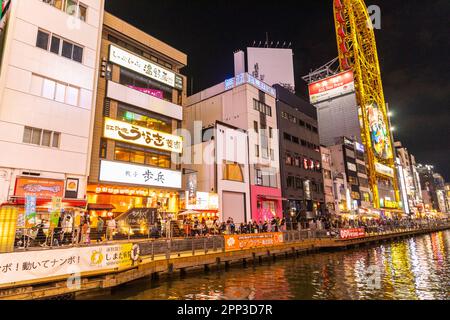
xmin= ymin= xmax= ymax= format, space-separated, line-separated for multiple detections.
xmin=0 ymin=0 xmax=104 ymax=217
xmin=320 ymin=146 xmax=335 ymax=215
xmin=328 ymin=137 xmax=372 ymax=214
xmin=394 ymin=141 xmax=423 ymax=214
xmin=275 ymin=84 xmax=324 ymax=221
xmin=181 ymin=121 xmax=251 ymax=223
xmin=184 ymin=72 xmax=282 ymax=223
xmin=307 ymin=70 xmax=398 ymax=210
xmin=86 ymin=12 xmax=187 ymax=219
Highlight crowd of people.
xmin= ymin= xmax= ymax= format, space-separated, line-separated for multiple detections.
xmin=16 ymin=212 xmax=448 ymax=248
xmin=180 ymin=216 xmax=288 ymax=237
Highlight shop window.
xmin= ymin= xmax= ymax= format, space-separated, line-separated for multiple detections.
xmin=119 ymin=68 xmax=173 ymax=102
xmin=117 ymin=105 xmax=172 ymax=133
xmin=256 ymin=169 xmax=263 ymax=186
xmin=223 ymin=161 xmax=244 ymax=182
xmin=115 ymin=146 xmax=171 ymax=169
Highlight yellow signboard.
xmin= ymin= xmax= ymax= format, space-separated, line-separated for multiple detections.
xmin=103 ymin=117 xmax=182 ymax=153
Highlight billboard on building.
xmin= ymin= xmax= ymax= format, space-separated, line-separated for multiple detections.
xmin=308 ymin=70 xmax=355 ymax=104
xmin=247 ymin=47 xmax=295 ymax=92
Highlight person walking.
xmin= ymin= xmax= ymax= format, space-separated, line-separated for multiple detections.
xmin=96 ymin=217 xmax=104 ymax=243
xmin=106 ymin=217 xmax=116 ymax=241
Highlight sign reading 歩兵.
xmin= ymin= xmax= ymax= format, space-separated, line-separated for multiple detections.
xmin=99 ymin=160 xmax=182 ymax=189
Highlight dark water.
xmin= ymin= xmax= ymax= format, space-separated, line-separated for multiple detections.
xmin=85 ymin=230 xmax=450 ymax=300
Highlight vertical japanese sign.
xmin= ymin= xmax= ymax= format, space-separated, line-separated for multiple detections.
xmin=25 ymin=195 xmax=37 ymax=228
xmin=50 ymin=197 xmax=62 ymax=228
xmin=0 ymin=206 xmax=18 ymax=253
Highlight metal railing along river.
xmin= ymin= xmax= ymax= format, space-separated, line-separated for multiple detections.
xmin=11 ymin=219 xmax=450 ymax=256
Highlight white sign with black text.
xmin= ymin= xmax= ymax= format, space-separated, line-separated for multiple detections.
xmin=99 ymin=160 xmax=182 ymax=189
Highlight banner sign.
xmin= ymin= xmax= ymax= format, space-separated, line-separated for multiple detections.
xmin=15 ymin=177 xmax=65 ymax=198
xmin=375 ymin=162 xmax=394 ymax=178
xmin=308 ymin=70 xmax=355 ymax=104
xmin=339 ymin=228 xmax=366 ymax=240
xmin=50 ymin=197 xmax=62 ymax=228
xmin=0 ymin=243 xmax=134 ymax=286
xmin=109 ymin=44 xmax=183 ymax=90
xmin=99 ymin=160 xmax=182 ymax=189
xmin=224 ymin=232 xmax=284 ymax=251
xmin=103 ymin=117 xmax=183 ymax=154
xmin=24 ymin=195 xmax=37 ymax=228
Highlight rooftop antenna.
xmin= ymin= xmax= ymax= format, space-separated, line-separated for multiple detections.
xmin=265 ymin=32 xmax=269 ymax=48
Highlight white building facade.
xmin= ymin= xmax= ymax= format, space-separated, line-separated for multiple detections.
xmin=0 ymin=0 xmax=104 ymax=205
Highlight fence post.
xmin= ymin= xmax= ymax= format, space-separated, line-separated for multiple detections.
xmin=204 ymin=237 xmax=207 ymax=254
xmin=192 ymin=238 xmax=195 ymax=256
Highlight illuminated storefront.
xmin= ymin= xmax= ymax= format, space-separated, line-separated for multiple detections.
xmin=87 ymin=13 xmax=187 ymax=220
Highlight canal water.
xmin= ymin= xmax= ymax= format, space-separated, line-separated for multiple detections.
xmin=85 ymin=230 xmax=450 ymax=300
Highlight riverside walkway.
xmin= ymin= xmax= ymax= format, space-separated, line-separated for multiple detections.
xmin=0 ymin=222 xmax=449 ymax=300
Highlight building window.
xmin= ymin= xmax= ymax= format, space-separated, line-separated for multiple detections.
xmin=223 ymin=161 xmax=244 ymax=182
xmin=283 ymin=133 xmax=291 ymax=141
xmin=287 ymin=176 xmax=295 ymax=188
xmin=269 ymin=127 xmax=273 ymax=139
xmin=254 ymin=121 xmax=258 ymax=133
xmin=23 ymin=127 xmax=60 ymax=148
xmin=31 ymin=74 xmax=80 ymax=106
xmin=253 ymin=99 xmax=272 ymax=117
xmin=43 ymin=0 xmax=87 ymax=22
xmin=117 ymin=105 xmax=172 ymax=133
xmin=115 ymin=146 xmax=171 ymax=168
xmin=256 ymin=169 xmax=263 ymax=186
xmin=36 ymin=30 xmax=50 ymax=50
xmin=295 ymin=177 xmax=302 ymax=189
xmin=299 ymin=120 xmax=305 ymax=127
xmin=285 ymin=154 xmax=293 ymax=166
xmin=255 ymin=145 xmax=260 ymax=158
xmin=36 ymin=30 xmax=83 ymax=63
xmin=292 ymin=136 xmax=299 ymax=144
xmin=281 ymin=112 xmax=288 ymax=120
xmin=270 ymin=149 xmax=275 ymax=161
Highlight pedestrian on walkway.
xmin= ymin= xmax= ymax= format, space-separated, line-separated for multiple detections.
xmin=106 ymin=217 xmax=116 ymax=241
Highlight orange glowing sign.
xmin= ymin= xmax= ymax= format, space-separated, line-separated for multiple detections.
xmin=14 ymin=177 xmax=65 ymax=198
xmin=224 ymin=232 xmax=284 ymax=251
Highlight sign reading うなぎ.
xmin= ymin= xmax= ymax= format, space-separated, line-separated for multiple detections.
xmin=103 ymin=117 xmax=183 ymax=154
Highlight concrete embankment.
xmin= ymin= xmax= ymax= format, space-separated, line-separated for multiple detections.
xmin=0 ymin=225 xmax=448 ymax=300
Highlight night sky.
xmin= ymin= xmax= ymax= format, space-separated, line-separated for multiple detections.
xmin=105 ymin=0 xmax=449 ymax=180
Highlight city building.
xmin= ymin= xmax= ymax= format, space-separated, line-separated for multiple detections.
xmin=394 ymin=141 xmax=423 ymax=214
xmin=0 ymin=0 xmax=104 ymax=217
xmin=274 ymin=84 xmax=324 ymax=222
xmin=184 ymin=70 xmax=282 ymax=222
xmin=416 ymin=164 xmax=448 ymax=213
xmin=86 ymin=12 xmax=187 ymax=219
xmin=306 ymin=69 xmax=398 ymax=211
xmin=320 ymin=146 xmax=335 ymax=215
xmin=181 ymin=121 xmax=251 ymax=223
xmin=328 ymin=137 xmax=372 ymax=215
